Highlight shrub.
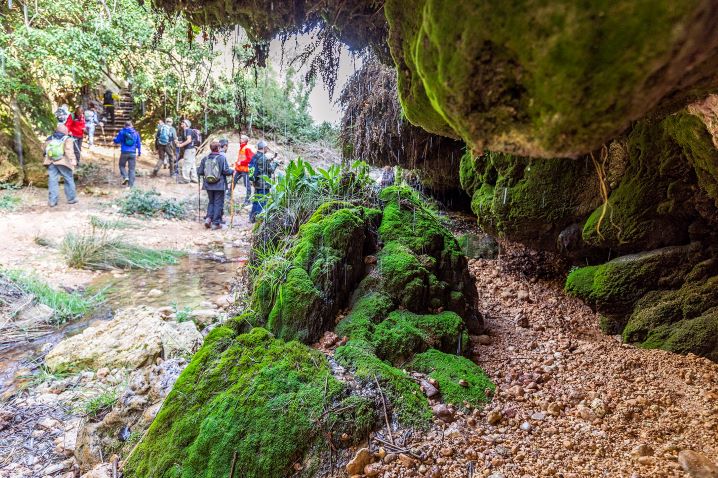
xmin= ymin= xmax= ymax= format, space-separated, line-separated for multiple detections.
xmin=117 ymin=188 xmax=187 ymax=219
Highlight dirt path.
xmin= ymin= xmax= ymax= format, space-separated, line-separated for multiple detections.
xmin=0 ymin=143 xmax=253 ymax=291
xmin=379 ymin=256 xmax=718 ymax=478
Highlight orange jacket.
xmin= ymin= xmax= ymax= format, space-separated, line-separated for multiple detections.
xmin=235 ymin=144 xmax=254 ymax=172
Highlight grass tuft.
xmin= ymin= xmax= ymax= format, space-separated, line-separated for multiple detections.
xmin=0 ymin=195 xmax=21 ymax=211
xmin=81 ymin=390 xmax=118 ymax=419
xmin=60 ymin=231 xmax=183 ymax=271
xmin=2 ymin=269 xmax=103 ymax=324
xmin=89 ymin=215 xmax=140 ymax=230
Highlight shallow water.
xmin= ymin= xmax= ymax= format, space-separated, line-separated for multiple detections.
xmin=0 ymin=243 xmax=247 ymax=395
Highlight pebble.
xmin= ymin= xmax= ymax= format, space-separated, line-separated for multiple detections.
xmin=531 ymin=412 xmax=545 ymax=421
xmin=477 ymin=335 xmax=492 ymax=345
xmin=346 ymin=448 xmax=373 ymax=475
xmin=520 ymin=421 xmax=532 ymax=432
xmin=487 ymin=410 xmax=502 ymax=425
xmin=147 ymin=289 xmax=163 ymax=297
xmin=678 ymin=450 xmax=718 ymax=478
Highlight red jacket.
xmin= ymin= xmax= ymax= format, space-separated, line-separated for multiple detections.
xmin=66 ymin=114 xmax=86 ymax=138
xmin=235 ymin=144 xmax=254 ymax=172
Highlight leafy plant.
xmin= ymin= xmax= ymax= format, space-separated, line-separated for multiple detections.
xmin=60 ymin=230 xmax=183 ymax=271
xmin=173 ymin=303 xmax=194 ymax=323
xmin=117 ymin=188 xmax=187 ymax=219
xmin=1 ymin=269 xmax=103 ymax=324
xmin=0 ymin=195 xmax=21 ymax=211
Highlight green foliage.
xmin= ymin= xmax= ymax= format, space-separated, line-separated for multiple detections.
xmin=173 ymin=303 xmax=194 ymax=323
xmin=124 ymin=327 xmax=345 ymax=478
xmin=117 ymin=188 xmax=187 ymax=219
xmin=0 ymin=194 xmax=21 ymax=211
xmin=257 ymin=158 xmax=378 ymax=242
xmin=2 ymin=269 xmax=102 ymax=324
xmin=60 ymin=230 xmax=182 ymax=270
xmin=81 ymin=390 xmax=118 ymax=419
xmin=409 ymin=349 xmax=495 ymax=409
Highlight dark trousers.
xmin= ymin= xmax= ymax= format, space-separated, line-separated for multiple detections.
xmin=232 ymin=172 xmax=251 ymax=203
xmin=73 ymin=136 xmax=82 ymax=165
xmin=119 ymin=153 xmax=137 ymax=187
xmin=105 ymin=105 xmax=115 ymax=124
xmin=250 ymin=187 xmax=269 ymax=222
xmin=206 ymin=190 xmax=225 ymax=225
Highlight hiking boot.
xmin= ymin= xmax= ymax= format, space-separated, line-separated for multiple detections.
xmin=48 ymin=203 xmax=57 ymax=208
xmin=122 ymin=177 xmax=129 ymax=186
xmin=190 ymin=179 xmax=199 ymax=184
xmin=177 ymin=178 xmax=189 ymax=184
xmin=210 ymin=223 xmax=221 ymax=230
xmin=204 ymin=218 xmax=211 ymax=229
xmin=151 ymin=170 xmax=158 ymax=178
xmin=68 ymin=199 xmax=78 ymax=205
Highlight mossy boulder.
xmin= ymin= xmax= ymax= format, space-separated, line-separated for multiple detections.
xmin=252 ymin=206 xmax=381 ymax=343
xmin=123 ymin=327 xmax=345 ymax=478
xmin=385 ymin=0 xmax=718 ymax=158
xmin=0 ymin=100 xmax=47 ymax=187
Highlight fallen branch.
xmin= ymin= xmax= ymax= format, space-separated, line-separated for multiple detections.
xmin=229 ymin=451 xmax=238 ymax=478
xmin=374 ymin=375 xmax=394 ymax=446
xmin=371 ymin=436 xmax=421 ymax=460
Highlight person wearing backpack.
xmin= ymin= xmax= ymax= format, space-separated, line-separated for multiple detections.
xmin=152 ymin=117 xmax=177 ymax=177
xmin=177 ymin=119 xmax=200 ymax=184
xmin=43 ymin=124 xmax=78 ymax=207
xmin=65 ymin=106 xmax=86 ymax=166
xmin=103 ymin=90 xmax=115 ymax=124
xmin=197 ymin=140 xmax=233 ymax=230
xmin=113 ymin=121 xmax=142 ymax=187
xmin=84 ymin=104 xmax=100 ymax=147
xmin=248 ymin=140 xmax=278 ymax=223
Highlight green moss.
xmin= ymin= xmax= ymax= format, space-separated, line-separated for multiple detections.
xmin=335 ymin=292 xmax=393 ymax=341
xmin=582 ymin=114 xmax=697 ymax=251
xmin=386 ymin=0 xmax=703 ymax=157
xmin=372 ymin=310 xmax=464 ymax=363
xmin=334 ymin=339 xmax=432 ymax=428
xmin=377 ymin=241 xmax=430 ymax=309
xmin=266 ymin=268 xmax=321 ymax=342
xmin=564 ymin=266 xmax=598 ymax=300
xmin=409 ymin=349 xmax=494 ymax=409
xmin=639 ymin=311 xmax=718 ymax=362
xmin=124 ymin=327 xmax=345 ymax=478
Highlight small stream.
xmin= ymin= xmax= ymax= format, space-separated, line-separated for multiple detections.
xmin=0 ymin=242 xmax=248 ymax=395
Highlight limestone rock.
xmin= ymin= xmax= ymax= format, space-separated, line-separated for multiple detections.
xmin=678 ymin=450 xmax=718 ymax=478
xmin=346 ymin=448 xmax=373 ymax=475
xmin=45 ymin=307 xmax=202 ymax=371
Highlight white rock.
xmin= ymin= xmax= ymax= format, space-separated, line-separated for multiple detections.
xmin=45 ymin=307 xmax=203 ymax=371
xmin=147 ymin=289 xmax=163 ymax=297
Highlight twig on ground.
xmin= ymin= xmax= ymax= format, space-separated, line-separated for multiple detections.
xmin=374 ymin=374 xmax=394 ymax=446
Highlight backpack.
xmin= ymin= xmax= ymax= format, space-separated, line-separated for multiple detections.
xmin=204 ymin=154 xmax=221 ymax=184
xmin=123 ymin=130 xmax=136 ymax=147
xmin=157 ymin=125 xmax=170 ymax=145
xmin=192 ymin=129 xmax=202 ymax=148
xmin=46 ymin=136 xmax=67 ymax=161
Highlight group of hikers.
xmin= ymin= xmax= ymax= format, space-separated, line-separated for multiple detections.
xmin=44 ymin=91 xmax=278 ymax=227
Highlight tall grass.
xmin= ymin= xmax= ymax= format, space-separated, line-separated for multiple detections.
xmin=60 ymin=231 xmax=183 ymax=271
xmin=89 ymin=215 xmax=140 ymax=230
xmin=2 ymin=270 xmax=103 ymax=324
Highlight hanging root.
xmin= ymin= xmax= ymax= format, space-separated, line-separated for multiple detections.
xmin=590 ymin=145 xmax=610 ymax=241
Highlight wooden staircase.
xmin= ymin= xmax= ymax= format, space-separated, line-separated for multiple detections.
xmin=96 ymin=89 xmax=134 ymax=145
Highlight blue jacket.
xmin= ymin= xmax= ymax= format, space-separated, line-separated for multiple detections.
xmin=113 ymin=127 xmax=142 ymax=155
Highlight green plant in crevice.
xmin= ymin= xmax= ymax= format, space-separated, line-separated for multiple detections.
xmin=81 ymin=389 xmax=118 ymax=419
xmin=173 ymin=303 xmax=194 ymax=323
xmin=1 ymin=269 xmax=103 ymax=324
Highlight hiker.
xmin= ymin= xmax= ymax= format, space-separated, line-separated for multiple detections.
xmin=177 ymin=119 xmax=200 ymax=184
xmin=233 ymin=134 xmax=254 ymax=206
xmin=43 ymin=124 xmax=78 ymax=207
xmin=197 ymin=140 xmax=233 ymax=230
xmin=103 ymin=89 xmax=115 ymax=124
xmin=379 ymin=165 xmax=395 ymax=188
xmin=84 ymin=104 xmax=100 ymax=147
xmin=113 ymin=120 xmax=142 ymax=187
xmin=248 ymin=140 xmax=278 ymax=223
xmin=153 ymin=117 xmax=177 ymax=177
xmin=54 ymin=105 xmax=70 ymax=125
xmin=65 ymin=106 xmax=86 ymax=166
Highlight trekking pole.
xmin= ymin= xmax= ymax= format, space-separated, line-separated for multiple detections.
xmin=230 ymin=174 xmax=235 ymax=229
xmin=197 ymin=176 xmax=201 ymax=223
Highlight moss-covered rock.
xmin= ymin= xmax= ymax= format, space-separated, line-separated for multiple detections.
xmin=0 ymin=100 xmax=47 ymax=187
xmin=123 ymin=327 xmax=344 ymax=478
xmin=385 ymin=0 xmax=718 ymax=158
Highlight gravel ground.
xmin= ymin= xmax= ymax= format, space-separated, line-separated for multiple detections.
xmin=353 ymin=257 xmax=718 ymax=478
